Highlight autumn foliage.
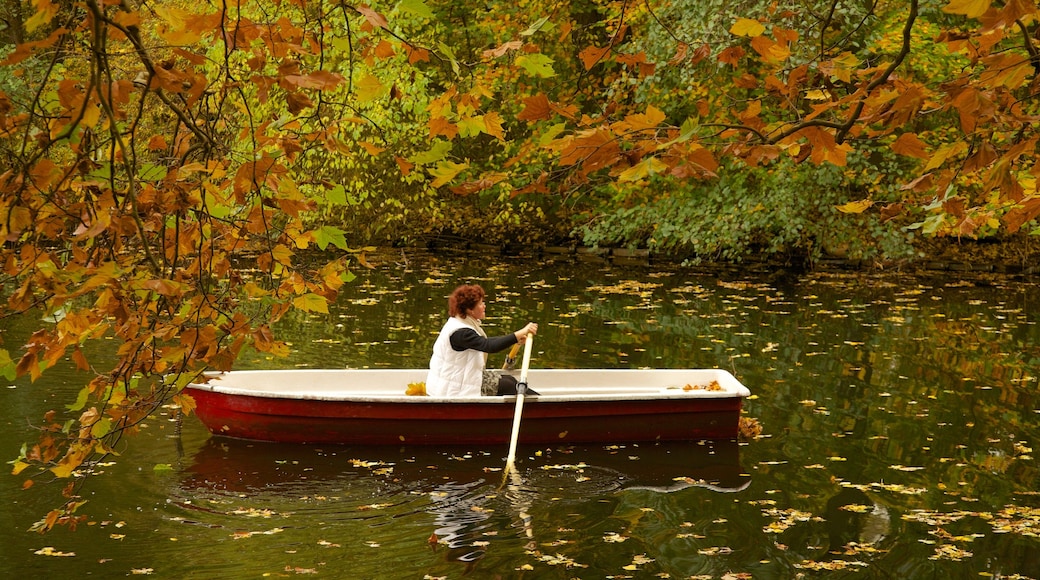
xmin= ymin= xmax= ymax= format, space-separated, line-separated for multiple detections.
xmin=1 ymin=0 xmax=1039 ymax=530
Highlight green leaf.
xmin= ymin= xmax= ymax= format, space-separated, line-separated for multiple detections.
xmin=67 ymin=387 xmax=90 ymax=412
xmin=438 ymin=42 xmax=460 ymax=75
xmin=397 ymin=0 xmax=434 ymax=18
xmin=516 ymin=53 xmax=556 ymax=78
xmin=139 ymin=163 xmax=167 ymax=182
xmin=0 ymin=349 xmax=14 ymax=381
xmin=153 ymin=463 xmax=174 ymax=472
xmin=457 ymin=115 xmax=486 ymax=138
xmin=618 ymin=157 xmax=667 ymax=183
xmin=326 ymin=184 xmax=347 ymax=206
xmin=429 ymin=160 xmax=468 ymax=187
xmin=314 ymin=225 xmax=347 ymax=250
xmin=90 ymin=417 xmax=112 ymax=439
xmin=679 ymin=117 xmax=698 ymax=141
xmin=539 ymin=123 xmax=566 ymax=146
xmin=409 ymin=140 xmax=453 ymax=166
xmin=520 ymin=16 xmax=550 ymax=37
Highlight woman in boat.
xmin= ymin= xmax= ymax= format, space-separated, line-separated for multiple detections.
xmin=427 ymin=284 xmax=538 ymax=397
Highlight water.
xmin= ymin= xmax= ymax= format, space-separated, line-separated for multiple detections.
xmin=2 ymin=249 xmax=1039 ymax=578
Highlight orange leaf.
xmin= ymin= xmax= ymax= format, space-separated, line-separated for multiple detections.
xmin=483 ymin=111 xmax=506 ymax=140
xmin=484 ymin=41 xmax=522 ymax=59
xmin=428 ymin=116 xmax=458 ymax=139
xmin=880 ymin=202 xmax=904 ymax=222
xmin=147 ymin=135 xmax=168 ymax=151
xmin=71 ymin=348 xmax=90 ymax=372
xmin=359 ymin=141 xmax=384 ymax=156
xmin=395 ymin=156 xmax=414 ymax=176
xmin=282 ymin=70 xmax=345 ymax=90
xmin=717 ymin=46 xmax=746 ymax=66
xmin=751 ymin=36 xmax=790 ymax=63
xmin=518 ymin=94 xmax=552 ymax=122
xmin=805 ymin=127 xmax=850 ymax=166
xmin=891 ymin=133 xmax=929 ymax=159
xmin=25 ymin=0 xmax=58 ymax=33
xmin=579 ymin=45 xmax=611 ymax=70
xmin=406 ymin=46 xmax=430 ymax=64
xmin=0 ymin=26 xmax=66 ymax=66
xmin=15 ymin=351 xmax=39 ymax=382
xmin=1003 ymin=197 xmax=1040 ymax=233
xmin=356 ymin=5 xmax=388 ymax=29
xmin=558 ymin=129 xmax=621 ymax=174
xmin=374 ymin=40 xmax=396 ymax=59
xmin=686 ymin=146 xmax=719 ymax=175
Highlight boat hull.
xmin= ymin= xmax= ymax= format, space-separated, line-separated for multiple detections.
xmin=185 ymin=368 xmax=750 ymax=445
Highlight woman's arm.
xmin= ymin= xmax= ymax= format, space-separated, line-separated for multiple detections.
xmin=449 ymin=328 xmax=517 ymax=353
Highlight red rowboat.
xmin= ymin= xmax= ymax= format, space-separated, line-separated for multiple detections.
xmin=185 ymin=368 xmax=751 ymax=445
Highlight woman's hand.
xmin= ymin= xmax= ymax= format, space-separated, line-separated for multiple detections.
xmin=515 ymin=322 xmax=538 ymax=343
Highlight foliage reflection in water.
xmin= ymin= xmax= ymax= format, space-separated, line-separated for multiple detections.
xmin=2 ymin=249 xmax=1039 ymax=577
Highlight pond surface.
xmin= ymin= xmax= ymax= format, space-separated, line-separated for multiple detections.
xmin=2 ymin=249 xmax=1039 ymax=578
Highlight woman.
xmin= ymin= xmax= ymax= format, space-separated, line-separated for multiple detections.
xmin=426 ymin=284 xmax=538 ymax=397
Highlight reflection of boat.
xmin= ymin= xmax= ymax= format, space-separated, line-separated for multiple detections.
xmin=180 ymin=436 xmax=749 ymax=495
xmin=185 ymin=368 xmax=751 ymax=444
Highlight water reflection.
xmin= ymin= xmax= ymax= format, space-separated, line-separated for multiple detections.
xmin=179 ymin=436 xmax=749 ymax=571
xmin=180 ymin=437 xmax=748 ymax=496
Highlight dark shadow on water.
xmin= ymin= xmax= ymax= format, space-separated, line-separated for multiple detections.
xmin=180 ymin=436 xmax=749 ymax=496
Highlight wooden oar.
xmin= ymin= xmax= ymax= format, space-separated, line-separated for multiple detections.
xmin=502 ymin=333 xmax=533 ymax=480
xmin=502 ymin=342 xmax=520 ymax=370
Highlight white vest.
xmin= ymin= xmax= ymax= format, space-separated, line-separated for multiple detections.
xmin=426 ymin=317 xmax=487 ymax=397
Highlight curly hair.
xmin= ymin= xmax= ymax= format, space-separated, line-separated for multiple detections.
xmin=448 ymin=284 xmax=485 ymax=317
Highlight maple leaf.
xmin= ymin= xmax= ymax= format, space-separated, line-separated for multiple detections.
xmin=751 ymin=36 xmax=790 ymax=63
xmin=557 ymin=129 xmax=621 ymax=174
xmin=718 ymin=46 xmax=746 ymax=66
xmin=484 ymin=40 xmax=522 ymax=59
xmin=924 ymin=141 xmax=968 ymax=172
xmin=821 ymin=52 xmax=860 ymax=83
xmin=398 ymin=0 xmax=434 ymax=18
xmin=356 ymin=74 xmax=386 ymax=103
xmin=516 ymin=53 xmax=556 ymax=77
xmin=616 ymin=105 xmax=666 ymax=134
xmin=730 ymin=17 xmax=765 ymax=37
xmin=356 ymin=5 xmax=389 ymax=29
xmin=428 ymin=116 xmax=458 ymax=139
xmin=282 ymin=70 xmax=345 ymax=90
xmin=293 ymin=293 xmax=329 ymax=314
xmin=835 ymin=199 xmax=874 ymax=214
xmin=942 ymin=0 xmax=991 ymax=18
xmin=155 ymin=6 xmax=203 ymax=45
xmin=618 ymin=157 xmax=667 ymax=182
xmin=25 ymin=0 xmax=59 ymax=34
xmin=891 ymin=133 xmax=930 ymax=159
xmin=518 ymin=94 xmax=552 ymax=122
xmin=579 ymin=45 xmax=612 ymax=70
xmin=429 ymin=160 xmax=469 ymax=187
xmin=483 ymin=111 xmax=506 ymax=140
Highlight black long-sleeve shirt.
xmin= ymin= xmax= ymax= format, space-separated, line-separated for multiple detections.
xmin=449 ymin=328 xmax=517 ymax=353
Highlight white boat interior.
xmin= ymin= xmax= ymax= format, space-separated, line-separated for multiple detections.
xmin=189 ymin=368 xmax=751 ymax=403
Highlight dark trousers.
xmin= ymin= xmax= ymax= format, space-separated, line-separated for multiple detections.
xmin=496 ymin=374 xmax=538 ymax=395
